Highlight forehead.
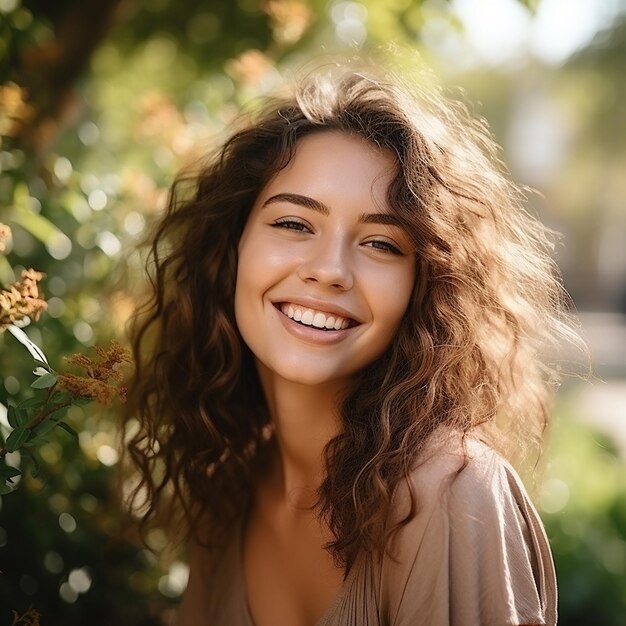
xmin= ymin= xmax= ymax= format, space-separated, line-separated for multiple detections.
xmin=256 ymin=131 xmax=398 ymax=212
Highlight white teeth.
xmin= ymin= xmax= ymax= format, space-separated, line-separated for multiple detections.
xmin=279 ymin=303 xmax=352 ymax=331
xmin=312 ymin=313 xmax=326 ymax=328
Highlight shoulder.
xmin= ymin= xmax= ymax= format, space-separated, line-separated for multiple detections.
xmin=380 ymin=431 xmax=557 ymax=626
xmin=391 ymin=431 xmax=541 ymax=529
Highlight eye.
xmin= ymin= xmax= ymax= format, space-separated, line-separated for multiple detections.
xmin=271 ymin=218 xmax=312 ymax=233
xmin=363 ymin=239 xmax=403 ymax=255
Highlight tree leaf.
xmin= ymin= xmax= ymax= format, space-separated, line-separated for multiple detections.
xmin=6 ymin=325 xmax=49 ymax=365
xmin=0 ymin=482 xmax=13 ymax=495
xmin=32 ymin=419 xmax=60 ymax=439
xmin=18 ymin=397 xmax=43 ymax=410
xmin=17 ymin=408 xmax=29 ymax=427
xmin=5 ymin=427 xmax=29 ymax=452
xmin=0 ymin=463 xmax=22 ymax=482
xmin=56 ymin=421 xmax=79 ymax=443
xmin=50 ymin=390 xmax=71 ymax=404
xmin=47 ymin=406 xmax=68 ymax=422
xmin=24 ymin=435 xmax=51 ymax=448
xmin=6 ymin=406 xmax=28 ymax=428
xmin=7 ymin=405 xmax=19 ymax=429
xmin=31 ymin=373 xmax=57 ymax=389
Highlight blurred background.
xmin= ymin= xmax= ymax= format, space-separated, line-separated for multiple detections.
xmin=0 ymin=0 xmax=625 ymax=623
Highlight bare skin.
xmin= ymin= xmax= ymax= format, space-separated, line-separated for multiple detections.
xmin=242 ymin=377 xmax=347 ymax=626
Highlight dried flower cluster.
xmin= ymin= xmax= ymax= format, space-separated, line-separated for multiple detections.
xmin=0 ymin=268 xmax=47 ymax=331
xmin=57 ymin=341 xmax=132 ymax=405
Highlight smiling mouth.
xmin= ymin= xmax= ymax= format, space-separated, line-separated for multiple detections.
xmin=276 ymin=303 xmax=357 ymax=331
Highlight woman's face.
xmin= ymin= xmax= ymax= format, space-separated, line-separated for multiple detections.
xmin=235 ymin=131 xmax=416 ymax=388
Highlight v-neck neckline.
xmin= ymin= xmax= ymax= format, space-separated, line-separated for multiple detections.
xmin=236 ymin=516 xmax=362 ymax=626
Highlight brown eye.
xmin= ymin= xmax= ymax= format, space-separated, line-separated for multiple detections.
xmin=364 ymin=239 xmax=402 ymax=255
xmin=271 ymin=218 xmax=311 ymax=233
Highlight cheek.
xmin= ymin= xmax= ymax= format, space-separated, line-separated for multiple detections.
xmin=371 ymin=264 xmax=416 ymax=329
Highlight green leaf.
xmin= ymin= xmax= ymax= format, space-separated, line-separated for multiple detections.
xmin=18 ymin=397 xmax=43 ymax=410
xmin=56 ymin=421 xmax=79 ymax=443
xmin=0 ymin=482 xmax=13 ymax=495
xmin=24 ymin=435 xmax=51 ymax=448
xmin=0 ymin=464 xmax=22 ymax=482
xmin=50 ymin=390 xmax=71 ymax=404
xmin=48 ymin=406 xmax=68 ymax=421
xmin=8 ymin=406 xmax=30 ymax=428
xmin=5 ymin=427 xmax=29 ymax=452
xmin=18 ymin=408 xmax=28 ymax=427
xmin=32 ymin=419 xmax=60 ymax=439
xmin=31 ymin=372 xmax=57 ymax=389
xmin=7 ymin=405 xmax=19 ymax=429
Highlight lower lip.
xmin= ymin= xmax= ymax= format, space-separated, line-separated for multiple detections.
xmin=274 ymin=306 xmax=358 ymax=345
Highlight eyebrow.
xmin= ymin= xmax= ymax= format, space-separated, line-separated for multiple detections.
xmin=262 ymin=192 xmax=404 ymax=227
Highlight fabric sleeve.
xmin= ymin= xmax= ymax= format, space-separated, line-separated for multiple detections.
xmin=382 ymin=442 xmax=557 ymax=626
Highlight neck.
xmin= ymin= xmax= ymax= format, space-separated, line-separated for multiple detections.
xmin=257 ymin=366 xmax=346 ymax=505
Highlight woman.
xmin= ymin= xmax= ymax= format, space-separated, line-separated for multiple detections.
xmin=123 ymin=66 xmax=576 ymax=625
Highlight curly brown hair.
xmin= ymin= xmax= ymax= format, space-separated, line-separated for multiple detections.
xmin=122 ymin=65 xmax=579 ymax=569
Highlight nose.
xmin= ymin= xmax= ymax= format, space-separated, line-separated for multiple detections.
xmin=297 ymin=237 xmax=354 ymax=291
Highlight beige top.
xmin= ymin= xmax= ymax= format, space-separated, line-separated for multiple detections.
xmin=188 ymin=438 xmax=557 ymax=626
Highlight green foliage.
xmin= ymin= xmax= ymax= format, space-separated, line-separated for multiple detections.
xmin=1 ymin=326 xmax=74 ymax=495
xmin=542 ymin=398 xmax=626 ymax=624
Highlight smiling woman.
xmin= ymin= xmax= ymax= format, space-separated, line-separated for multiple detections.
xmin=122 ymin=63 xmax=579 ymax=626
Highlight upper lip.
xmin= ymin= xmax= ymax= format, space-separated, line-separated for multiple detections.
xmin=271 ymin=297 xmax=362 ymax=324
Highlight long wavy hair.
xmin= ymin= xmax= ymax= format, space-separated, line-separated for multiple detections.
xmin=122 ymin=65 xmax=579 ymax=569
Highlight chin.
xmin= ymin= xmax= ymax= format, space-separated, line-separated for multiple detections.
xmin=258 ymin=358 xmax=354 ymax=389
